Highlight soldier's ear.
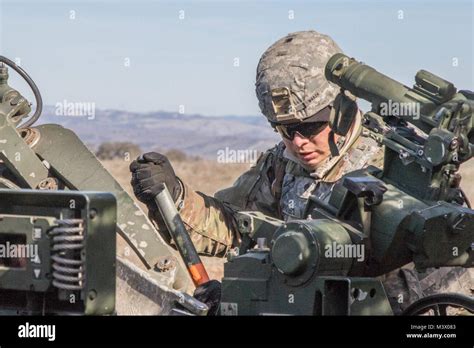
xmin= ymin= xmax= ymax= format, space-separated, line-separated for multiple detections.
xmin=329 ymin=89 xmax=358 ymax=136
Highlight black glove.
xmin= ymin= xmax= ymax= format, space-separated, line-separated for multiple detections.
xmin=129 ymin=152 xmax=181 ymax=204
xmin=193 ymin=280 xmax=221 ymax=316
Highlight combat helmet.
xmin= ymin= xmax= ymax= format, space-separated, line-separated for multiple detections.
xmin=255 ymin=30 xmax=343 ymax=125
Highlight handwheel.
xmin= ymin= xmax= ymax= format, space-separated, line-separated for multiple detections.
xmin=402 ymin=293 xmax=474 ymax=316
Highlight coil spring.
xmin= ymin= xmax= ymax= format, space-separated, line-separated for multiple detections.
xmin=50 ymin=219 xmax=85 ymax=291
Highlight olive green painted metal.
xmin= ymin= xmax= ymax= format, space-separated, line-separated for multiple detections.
xmin=0 ymin=62 xmax=31 ymax=127
xmin=31 ymin=124 xmax=189 ymax=290
xmin=220 ymin=54 xmax=473 ymax=316
xmin=325 ymin=53 xmax=473 ymax=202
xmin=0 ymin=56 xmax=189 ymax=314
xmin=0 ymin=189 xmax=116 ymax=315
xmin=0 ymin=119 xmax=50 ymax=189
xmin=325 ymin=168 xmax=474 ymax=275
xmin=324 ymin=54 xmax=474 ymax=272
xmin=223 ymin=211 xmax=393 ymax=315
xmin=0 ymin=61 xmax=50 ymax=189
xmin=0 ymin=216 xmax=55 ymax=293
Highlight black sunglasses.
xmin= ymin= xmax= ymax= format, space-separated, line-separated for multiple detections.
xmin=275 ymin=121 xmax=328 ymax=140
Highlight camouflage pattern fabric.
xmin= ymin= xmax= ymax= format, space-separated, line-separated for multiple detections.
xmin=381 ymin=264 xmax=473 ymax=314
xmin=280 ymin=112 xmax=384 ymax=220
xmin=255 ymin=30 xmax=342 ymax=123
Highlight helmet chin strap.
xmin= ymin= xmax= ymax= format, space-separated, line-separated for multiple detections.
xmin=328 ymin=130 xmax=340 ymax=157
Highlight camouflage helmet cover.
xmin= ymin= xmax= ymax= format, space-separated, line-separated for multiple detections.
xmin=255 ymin=30 xmax=343 ymax=124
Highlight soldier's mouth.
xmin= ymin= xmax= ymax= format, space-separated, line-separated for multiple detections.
xmin=300 ymin=152 xmax=318 ymax=162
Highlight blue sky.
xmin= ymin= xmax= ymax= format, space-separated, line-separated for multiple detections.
xmin=0 ymin=0 xmax=472 ymax=116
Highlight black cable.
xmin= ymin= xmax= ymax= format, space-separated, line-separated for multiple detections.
xmin=0 ymin=55 xmax=43 ymax=128
xmin=460 ymin=188 xmax=472 ymax=209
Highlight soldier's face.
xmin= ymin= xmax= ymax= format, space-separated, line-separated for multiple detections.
xmin=282 ymin=124 xmax=336 ymax=168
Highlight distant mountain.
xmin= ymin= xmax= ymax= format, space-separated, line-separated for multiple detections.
xmin=38 ymin=106 xmax=280 ymax=159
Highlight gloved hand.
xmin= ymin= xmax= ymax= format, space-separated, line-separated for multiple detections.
xmin=193 ymin=280 xmax=221 ymax=316
xmin=129 ymin=152 xmax=182 ymax=204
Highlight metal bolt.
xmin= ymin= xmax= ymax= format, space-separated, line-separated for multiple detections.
xmin=257 ymin=238 xmax=266 ymax=249
xmin=89 ymin=209 xmax=97 ymax=219
xmin=88 ymin=290 xmax=97 ymax=301
xmin=450 ymin=138 xmax=459 ymax=150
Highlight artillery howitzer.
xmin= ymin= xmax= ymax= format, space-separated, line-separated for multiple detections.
xmin=220 ymin=54 xmax=474 ymax=315
xmin=0 ymin=53 xmax=472 ymax=316
xmin=0 ymin=56 xmax=207 ymax=315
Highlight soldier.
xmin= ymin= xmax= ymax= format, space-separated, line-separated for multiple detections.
xmin=130 ymin=30 xmax=472 ymax=315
